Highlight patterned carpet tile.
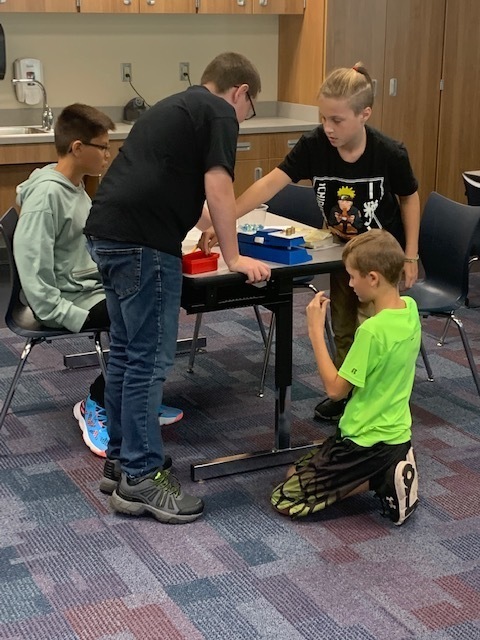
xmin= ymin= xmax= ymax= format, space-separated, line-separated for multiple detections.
xmin=0 ymin=290 xmax=480 ymax=638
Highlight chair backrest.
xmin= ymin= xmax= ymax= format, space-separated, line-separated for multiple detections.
xmin=0 ymin=207 xmax=47 ymax=334
xmin=420 ymin=192 xmax=480 ymax=300
xmin=463 ymin=171 xmax=480 ymax=206
xmin=265 ymin=183 xmax=323 ymax=228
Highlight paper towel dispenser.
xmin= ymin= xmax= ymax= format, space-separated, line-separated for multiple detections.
xmin=0 ymin=25 xmax=5 ymax=80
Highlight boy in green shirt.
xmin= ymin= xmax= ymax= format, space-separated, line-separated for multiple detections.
xmin=271 ymin=229 xmax=421 ymax=525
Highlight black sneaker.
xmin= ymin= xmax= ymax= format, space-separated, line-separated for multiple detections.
xmin=110 ymin=469 xmax=204 ymax=524
xmin=314 ymin=397 xmax=347 ymax=422
xmin=99 ymin=455 xmax=172 ymax=495
xmin=377 ymin=448 xmax=419 ymax=525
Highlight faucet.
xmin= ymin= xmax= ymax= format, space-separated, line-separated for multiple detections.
xmin=12 ymin=78 xmax=54 ymax=131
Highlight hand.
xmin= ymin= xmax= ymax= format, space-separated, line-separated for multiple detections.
xmin=306 ymin=291 xmax=330 ymax=332
xmin=228 ymin=255 xmax=271 ymax=284
xmin=198 ymin=227 xmax=218 ymax=254
xmin=402 ymin=261 xmax=418 ymax=289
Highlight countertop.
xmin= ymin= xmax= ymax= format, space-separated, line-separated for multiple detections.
xmin=0 ymin=117 xmax=319 ymax=145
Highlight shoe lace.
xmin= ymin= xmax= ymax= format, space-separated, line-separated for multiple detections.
xmin=153 ymin=469 xmax=181 ymax=497
xmin=96 ymin=405 xmax=108 ymax=427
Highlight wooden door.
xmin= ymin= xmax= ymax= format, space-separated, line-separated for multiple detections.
xmin=0 ymin=0 xmax=77 ymax=10
xmin=139 ymin=0 xmax=195 ymax=12
xmin=253 ymin=0 xmax=304 ymax=14
xmin=381 ymin=0 xmax=445 ymax=205
xmin=436 ymin=0 xmax=480 ymax=203
xmin=324 ymin=0 xmax=387 ymax=129
xmin=80 ymin=0 xmax=138 ymax=12
xmin=198 ymin=0 xmax=251 ymax=13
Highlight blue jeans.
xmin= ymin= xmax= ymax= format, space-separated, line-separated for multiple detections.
xmin=87 ymin=239 xmax=182 ymax=477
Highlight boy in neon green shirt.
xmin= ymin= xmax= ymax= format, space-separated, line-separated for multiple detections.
xmin=271 ymin=229 xmax=421 ymax=525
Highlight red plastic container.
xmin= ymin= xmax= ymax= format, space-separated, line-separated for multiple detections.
xmin=182 ymin=250 xmax=219 ymax=274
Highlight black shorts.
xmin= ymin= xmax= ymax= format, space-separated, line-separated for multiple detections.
xmin=271 ymin=433 xmax=411 ymax=518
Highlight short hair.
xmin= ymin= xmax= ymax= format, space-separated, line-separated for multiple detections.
xmin=54 ymin=104 xmax=115 ymax=156
xmin=342 ymin=230 xmax=405 ymax=286
xmin=318 ymin=62 xmax=374 ymax=114
xmin=200 ymin=51 xmax=261 ymax=99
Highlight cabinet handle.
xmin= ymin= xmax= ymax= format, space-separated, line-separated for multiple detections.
xmin=237 ymin=141 xmax=252 ymax=152
xmin=389 ymin=78 xmax=397 ymax=97
xmin=124 ymin=0 xmax=132 ymax=4
xmin=259 ymin=0 xmax=268 ymax=5
xmin=371 ymin=79 xmax=377 ymax=97
xmin=287 ymin=139 xmax=299 ymax=148
xmin=237 ymin=0 xmax=246 ymax=5
xmin=254 ymin=167 xmax=263 ymax=181
xmin=147 ymin=0 xmax=155 ymax=5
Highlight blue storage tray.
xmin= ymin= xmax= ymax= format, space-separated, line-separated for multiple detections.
xmin=238 ymin=240 xmax=312 ymax=265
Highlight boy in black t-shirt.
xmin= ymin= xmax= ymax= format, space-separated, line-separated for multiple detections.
xmin=200 ymin=62 xmax=420 ymax=423
xmin=85 ymin=52 xmax=271 ymax=525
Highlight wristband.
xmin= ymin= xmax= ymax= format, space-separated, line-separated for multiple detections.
xmin=404 ymin=255 xmax=419 ymax=263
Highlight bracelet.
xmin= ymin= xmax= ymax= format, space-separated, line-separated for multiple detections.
xmin=404 ymin=255 xmax=419 ymax=263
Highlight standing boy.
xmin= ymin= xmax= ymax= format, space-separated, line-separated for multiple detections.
xmin=85 ymin=52 xmax=271 ymax=524
xmin=271 ymin=230 xmax=421 ymax=525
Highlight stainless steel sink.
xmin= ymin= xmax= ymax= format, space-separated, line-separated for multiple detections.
xmin=0 ymin=126 xmax=51 ymax=135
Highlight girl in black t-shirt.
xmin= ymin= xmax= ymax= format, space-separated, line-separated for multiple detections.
xmin=201 ymin=63 xmax=420 ymax=422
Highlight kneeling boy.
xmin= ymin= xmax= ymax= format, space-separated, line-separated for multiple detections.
xmin=271 ymin=229 xmax=421 ymax=525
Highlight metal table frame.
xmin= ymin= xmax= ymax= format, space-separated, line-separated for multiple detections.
xmin=181 ymin=244 xmax=344 ymax=481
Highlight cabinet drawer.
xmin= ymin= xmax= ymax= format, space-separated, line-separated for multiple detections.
xmin=236 ymin=134 xmax=270 ymax=160
xmin=269 ymin=132 xmax=304 ymax=158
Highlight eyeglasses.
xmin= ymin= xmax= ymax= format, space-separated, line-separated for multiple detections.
xmin=82 ymin=141 xmax=111 ymax=153
xmin=233 ymin=86 xmax=256 ymax=120
xmin=245 ymin=91 xmax=256 ymax=120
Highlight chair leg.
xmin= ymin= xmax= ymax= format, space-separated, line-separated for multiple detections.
xmin=420 ymin=340 xmax=434 ymax=381
xmin=437 ymin=314 xmax=453 ymax=347
xmin=0 ymin=338 xmax=35 ymax=430
xmin=187 ymin=313 xmax=203 ymax=373
xmin=93 ymin=332 xmax=108 ymax=380
xmin=451 ymin=314 xmax=480 ymax=396
xmin=253 ymin=305 xmax=268 ymax=348
xmin=257 ymin=314 xmax=276 ymax=398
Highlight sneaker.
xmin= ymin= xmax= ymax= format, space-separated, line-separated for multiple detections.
xmin=99 ymin=455 xmax=173 ymax=495
xmin=314 ymin=397 xmax=347 ymax=422
xmin=110 ymin=469 xmax=204 ymax=524
xmin=73 ymin=395 xmax=109 ymax=458
xmin=377 ymin=447 xmax=419 ymax=525
xmin=158 ymin=404 xmax=183 ymax=426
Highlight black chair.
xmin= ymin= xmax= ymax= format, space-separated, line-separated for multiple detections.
xmin=408 ymin=192 xmax=480 ymax=396
xmin=0 ymin=207 xmax=109 ymax=429
xmin=437 ymin=172 xmax=480 ymax=346
xmin=187 ymin=183 xmax=335 ymax=397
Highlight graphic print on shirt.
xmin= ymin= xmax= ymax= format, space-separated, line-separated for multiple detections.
xmin=313 ymin=176 xmax=385 ymax=241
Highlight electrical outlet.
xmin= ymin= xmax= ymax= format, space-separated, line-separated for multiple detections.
xmin=179 ymin=62 xmax=190 ymax=81
xmin=121 ymin=63 xmax=132 ymax=82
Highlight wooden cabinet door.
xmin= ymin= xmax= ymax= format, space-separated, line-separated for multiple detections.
xmin=234 ymin=159 xmax=270 ymax=197
xmin=198 ymin=0 xmax=252 ymax=13
xmin=324 ymin=0 xmax=386 ymax=130
xmin=436 ymin=0 xmax=480 ymax=203
xmin=0 ymin=0 xmax=77 ymax=10
xmin=381 ymin=0 xmax=445 ymax=205
xmin=253 ymin=0 xmax=304 ymax=14
xmin=139 ymin=0 xmax=195 ymax=12
xmin=80 ymin=0 xmax=138 ymax=12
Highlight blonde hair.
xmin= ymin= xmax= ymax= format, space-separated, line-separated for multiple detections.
xmin=318 ymin=62 xmax=374 ymax=114
xmin=342 ymin=230 xmax=405 ymax=286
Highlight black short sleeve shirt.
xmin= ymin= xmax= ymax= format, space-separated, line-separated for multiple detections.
xmin=278 ymin=125 xmax=418 ymax=243
xmin=85 ymin=86 xmax=239 ymax=256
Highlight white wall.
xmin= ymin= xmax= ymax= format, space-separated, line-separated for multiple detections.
xmin=0 ymin=13 xmax=279 ymax=111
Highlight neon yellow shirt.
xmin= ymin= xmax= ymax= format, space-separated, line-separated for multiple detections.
xmin=338 ymin=296 xmax=421 ymax=447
